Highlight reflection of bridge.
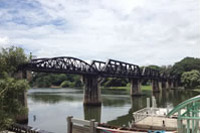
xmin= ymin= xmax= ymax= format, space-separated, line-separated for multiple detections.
xmin=18 ymin=56 xmax=178 ymax=106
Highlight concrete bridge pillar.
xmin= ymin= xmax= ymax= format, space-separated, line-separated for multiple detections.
xmin=165 ymin=81 xmax=170 ymax=89
xmin=82 ymin=75 xmax=101 ymax=106
xmin=158 ymin=81 xmax=162 ymax=91
xmin=15 ymin=70 xmax=32 ymax=81
xmin=152 ymin=80 xmax=160 ymax=93
xmin=174 ymin=81 xmax=178 ymax=88
xmin=161 ymin=81 xmax=166 ymax=90
xmin=170 ymin=81 xmax=174 ymax=89
xmin=16 ymin=90 xmax=28 ymax=124
xmin=14 ymin=70 xmax=29 ymax=124
xmin=168 ymin=80 xmax=172 ymax=89
xmin=130 ymin=79 xmax=142 ymax=96
xmin=14 ymin=71 xmax=29 ymax=107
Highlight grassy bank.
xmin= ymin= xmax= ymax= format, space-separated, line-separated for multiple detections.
xmin=192 ymin=86 xmax=200 ymax=92
xmin=101 ymin=85 xmax=152 ymax=91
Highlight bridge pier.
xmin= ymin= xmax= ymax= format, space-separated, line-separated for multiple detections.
xmin=15 ymin=70 xmax=32 ymax=81
xmin=170 ymin=81 xmax=174 ymax=89
xmin=14 ymin=70 xmax=29 ymax=124
xmin=161 ymin=81 xmax=166 ymax=90
xmin=130 ymin=79 xmax=142 ymax=96
xmin=152 ymin=80 xmax=160 ymax=93
xmin=168 ymin=80 xmax=173 ymax=89
xmin=158 ymin=81 xmax=162 ymax=91
xmin=165 ymin=81 xmax=170 ymax=89
xmin=174 ymin=81 xmax=178 ymax=88
xmin=82 ymin=75 xmax=101 ymax=106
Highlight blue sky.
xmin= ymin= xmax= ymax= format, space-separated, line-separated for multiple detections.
xmin=0 ymin=0 xmax=199 ymax=66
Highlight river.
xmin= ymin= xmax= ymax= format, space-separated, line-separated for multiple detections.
xmin=27 ymin=88 xmax=199 ymax=133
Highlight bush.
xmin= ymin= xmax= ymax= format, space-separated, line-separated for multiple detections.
xmin=35 ymin=77 xmax=51 ymax=88
xmin=61 ymin=81 xmax=73 ymax=88
xmin=0 ymin=78 xmax=29 ymax=130
xmin=74 ymin=80 xmax=83 ymax=87
xmin=102 ymin=78 xmax=128 ymax=87
xmin=181 ymin=70 xmax=200 ymax=89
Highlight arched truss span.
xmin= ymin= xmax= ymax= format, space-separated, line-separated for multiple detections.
xmin=25 ymin=57 xmax=97 ymax=75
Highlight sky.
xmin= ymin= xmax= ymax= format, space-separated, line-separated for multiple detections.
xmin=0 ymin=0 xmax=199 ymax=66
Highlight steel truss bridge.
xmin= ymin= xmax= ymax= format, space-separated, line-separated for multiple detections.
xmin=21 ymin=56 xmax=177 ymax=81
xmin=19 ymin=56 xmax=179 ymax=105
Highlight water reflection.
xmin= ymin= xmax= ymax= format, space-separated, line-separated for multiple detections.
xmin=28 ymin=88 xmax=83 ymax=104
xmin=102 ymin=95 xmax=131 ymax=107
xmin=29 ymin=94 xmax=81 ymax=104
xmin=27 ymin=88 xmax=199 ymax=133
xmin=84 ymin=105 xmax=101 ymax=123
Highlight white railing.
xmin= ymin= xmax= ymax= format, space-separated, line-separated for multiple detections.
xmin=133 ymin=107 xmax=170 ymax=122
xmin=67 ymin=116 xmax=98 ymax=133
xmin=133 ymin=97 xmax=172 ymax=123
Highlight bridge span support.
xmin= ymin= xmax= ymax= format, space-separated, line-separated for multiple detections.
xmin=167 ymin=80 xmax=174 ymax=89
xmin=130 ymin=79 xmax=142 ymax=96
xmin=170 ymin=81 xmax=175 ymax=89
xmin=15 ymin=70 xmax=32 ymax=82
xmin=82 ymin=75 xmax=101 ymax=106
xmin=14 ymin=70 xmax=30 ymax=124
xmin=152 ymin=80 xmax=160 ymax=93
xmin=161 ymin=81 xmax=166 ymax=90
xmin=164 ymin=81 xmax=170 ymax=90
xmin=174 ymin=81 xmax=178 ymax=88
xmin=158 ymin=81 xmax=162 ymax=91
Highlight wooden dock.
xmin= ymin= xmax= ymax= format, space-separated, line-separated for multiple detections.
xmin=133 ymin=116 xmax=177 ymax=131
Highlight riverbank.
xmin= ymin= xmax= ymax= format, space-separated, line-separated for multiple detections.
xmin=31 ymin=85 xmax=152 ymax=91
xmin=0 ymin=131 xmax=15 ymax=133
xmin=191 ymin=86 xmax=200 ymax=92
xmin=101 ymin=85 xmax=152 ymax=91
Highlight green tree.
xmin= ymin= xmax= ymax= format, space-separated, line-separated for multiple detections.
xmin=171 ymin=57 xmax=200 ymax=77
xmin=147 ymin=65 xmax=161 ymax=71
xmin=30 ymin=73 xmax=83 ymax=88
xmin=101 ymin=78 xmax=128 ymax=87
xmin=0 ymin=46 xmax=29 ymax=130
xmin=0 ymin=46 xmax=27 ymax=77
xmin=160 ymin=65 xmax=173 ymax=74
xmin=61 ymin=81 xmax=74 ymax=88
xmin=181 ymin=70 xmax=200 ymax=89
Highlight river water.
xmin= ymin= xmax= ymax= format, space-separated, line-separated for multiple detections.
xmin=27 ymin=88 xmax=199 ymax=133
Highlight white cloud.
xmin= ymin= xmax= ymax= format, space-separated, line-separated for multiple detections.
xmin=0 ymin=36 xmax=10 ymax=48
xmin=0 ymin=0 xmax=199 ymax=66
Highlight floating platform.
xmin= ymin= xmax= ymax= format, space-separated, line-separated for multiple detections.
xmin=133 ymin=116 xmax=177 ymax=131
